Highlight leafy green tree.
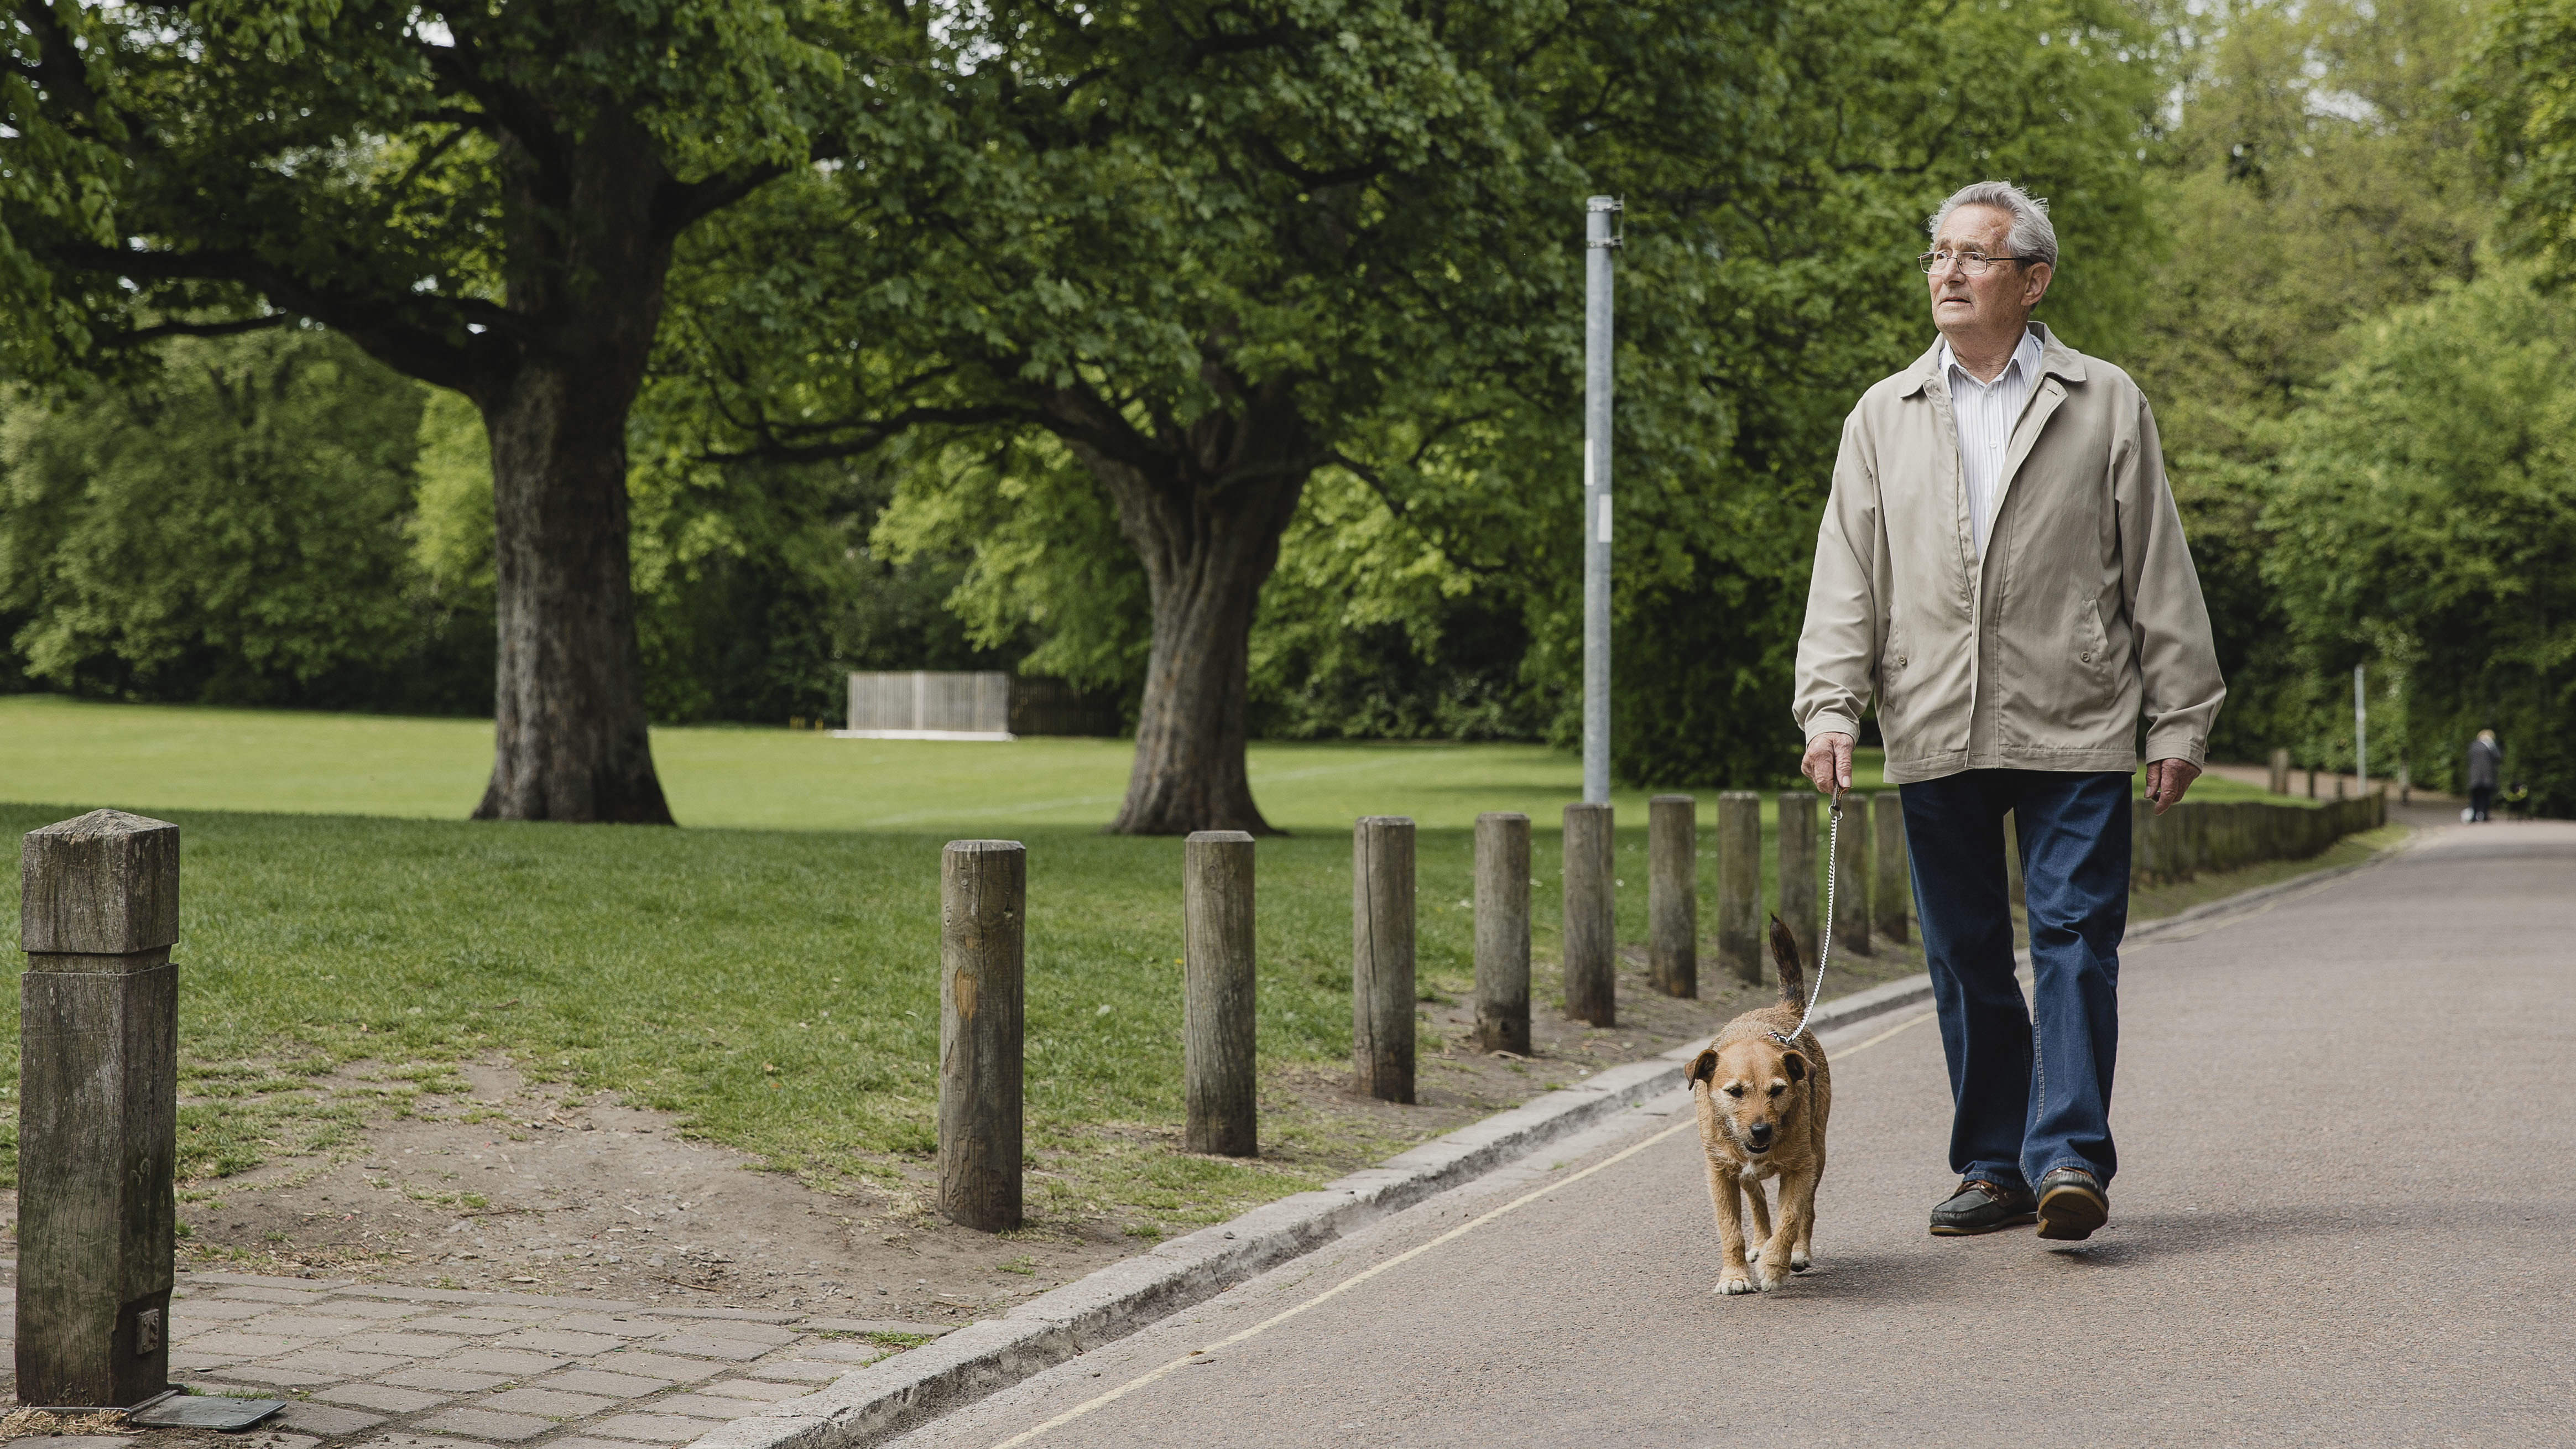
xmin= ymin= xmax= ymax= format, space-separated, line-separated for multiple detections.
xmin=0 ymin=330 xmax=471 ymax=706
xmin=2464 ymin=0 xmax=2576 ymax=285
xmin=2260 ymin=265 xmax=2576 ymax=814
xmin=2136 ymin=0 xmax=2494 ymax=762
xmin=665 ymin=0 xmax=2166 ymax=827
xmin=8 ymin=0 xmax=894 ymax=821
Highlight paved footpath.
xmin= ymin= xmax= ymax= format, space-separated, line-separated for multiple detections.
xmin=890 ymin=822 xmax=2576 ymax=1448
xmin=0 ymin=1272 xmax=950 ymax=1449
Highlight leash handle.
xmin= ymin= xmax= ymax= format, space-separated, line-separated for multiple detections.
xmin=1772 ymin=786 xmax=1842 ymax=1047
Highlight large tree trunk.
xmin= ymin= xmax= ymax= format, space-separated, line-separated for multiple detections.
xmin=469 ymin=121 xmax=677 ymax=823
xmin=1063 ymin=387 xmax=1318 ymax=836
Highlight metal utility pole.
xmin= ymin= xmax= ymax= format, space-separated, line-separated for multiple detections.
xmin=1583 ymin=195 xmax=1620 ymax=806
xmin=2353 ymin=664 xmax=2368 ymax=793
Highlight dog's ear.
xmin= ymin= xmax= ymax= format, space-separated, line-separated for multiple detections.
xmin=1688 ymin=1049 xmax=1719 ymax=1088
xmin=1781 ymin=1051 xmax=1809 ymax=1084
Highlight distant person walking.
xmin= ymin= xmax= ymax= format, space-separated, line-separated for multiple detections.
xmin=1793 ymin=181 xmax=2225 ymax=1245
xmin=2468 ymin=729 xmax=2502 ymax=821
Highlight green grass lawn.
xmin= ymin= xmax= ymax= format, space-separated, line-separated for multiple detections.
xmin=0 ymin=694 xmax=2331 ymax=1234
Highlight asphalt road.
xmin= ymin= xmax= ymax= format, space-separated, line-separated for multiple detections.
xmin=893 ymin=822 xmax=2576 ymax=1448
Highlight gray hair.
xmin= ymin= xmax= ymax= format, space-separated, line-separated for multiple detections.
xmin=1928 ymin=181 xmax=2058 ymax=271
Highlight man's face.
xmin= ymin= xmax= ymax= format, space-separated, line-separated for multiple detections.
xmin=1926 ymin=204 xmax=2050 ymax=341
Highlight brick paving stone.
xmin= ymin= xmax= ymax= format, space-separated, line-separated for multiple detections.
xmin=237 ymin=1432 xmax=319 ymax=1449
xmin=792 ymin=1318 xmax=951 ymax=1336
xmin=478 ymin=1388 xmax=621 ymax=1420
xmin=30 ymin=1437 xmax=128 ymax=1449
xmin=412 ymin=1409 xmax=553 ymax=1443
xmin=243 ymin=1314 xmax=392 ymax=1337
xmin=216 ymin=1286 xmax=335 ymax=1305
xmin=530 ymin=1370 xmax=671 ymax=1399
xmin=378 ymin=1368 xmax=514 ymax=1394
xmin=642 ymin=1394 xmax=772 ymax=1421
xmin=446 ymin=1306 xmax=567 ymax=1323
xmin=395 ymin=1316 xmax=519 ymax=1336
xmin=744 ymin=1361 xmax=841 ymax=1383
xmin=169 ymin=1351 xmax=245 ymax=1372
xmin=489 ymin=1328 xmax=625 ymax=1356
xmin=314 ymin=1384 xmax=454 ymax=1413
xmin=303 ymin=1300 xmax=425 ymax=1321
xmin=545 ymin=1315 xmax=672 ymax=1338
xmin=273 ymin=1403 xmax=390 ymax=1436
xmin=444 ymin=1348 xmax=571 ymax=1375
xmin=660 ymin=1309 xmax=799 ymax=1326
xmin=190 ymin=1273 xmax=357 ymax=1290
xmin=696 ymin=1381 xmax=807 ymax=1403
xmin=584 ymin=1415 xmax=708 ymax=1443
xmin=670 ymin=1321 xmax=797 ymax=1347
xmin=779 ymin=1342 xmax=876 ymax=1364
xmin=647 ymin=1334 xmax=769 ymax=1362
xmin=586 ymin=1352 xmax=723 ymax=1383
xmin=355 ymin=1436 xmax=494 ymax=1449
xmin=547 ymin=1439 xmax=658 ymax=1449
xmin=339 ymin=1332 xmax=472 ymax=1357
xmin=275 ymin=1349 xmax=410 ymax=1376
xmin=185 ymin=1331 xmax=322 ymax=1358
xmin=221 ymin=1366 xmax=345 ymax=1388
xmin=169 ymin=1300 xmax=279 ymax=1322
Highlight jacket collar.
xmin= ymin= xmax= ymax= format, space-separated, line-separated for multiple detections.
xmin=1900 ymin=320 xmax=2088 ymax=397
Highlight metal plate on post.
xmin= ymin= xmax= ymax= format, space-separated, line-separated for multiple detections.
xmin=129 ymin=1393 xmax=286 ymax=1430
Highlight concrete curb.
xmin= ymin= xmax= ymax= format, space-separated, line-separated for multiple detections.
xmin=687 ymin=836 xmax=2405 ymax=1449
xmin=684 ymin=976 xmax=1931 ymax=1449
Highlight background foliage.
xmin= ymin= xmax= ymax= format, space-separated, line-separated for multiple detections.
xmin=3 ymin=0 xmax=2569 ymax=813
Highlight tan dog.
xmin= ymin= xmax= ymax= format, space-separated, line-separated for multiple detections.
xmin=1688 ymin=915 xmax=1834 ymax=1294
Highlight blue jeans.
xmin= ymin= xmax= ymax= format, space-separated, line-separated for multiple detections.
xmin=1900 ymin=769 xmax=2130 ymax=1192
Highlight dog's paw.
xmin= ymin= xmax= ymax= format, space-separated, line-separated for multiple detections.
xmin=1715 ymin=1273 xmax=1757 ymax=1296
xmin=1789 ymin=1247 xmax=1811 ymax=1273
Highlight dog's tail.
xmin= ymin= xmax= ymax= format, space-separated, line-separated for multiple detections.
xmin=1767 ymin=913 xmax=1807 ymax=1010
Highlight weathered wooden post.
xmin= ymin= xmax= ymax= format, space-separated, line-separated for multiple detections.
xmin=2269 ymin=748 xmax=2292 ymax=795
xmin=19 ymin=810 xmax=180 ymax=1409
xmin=1183 ymin=831 xmax=1257 ymax=1158
xmin=938 ymin=840 xmax=1024 ymax=1232
xmin=1647 ymin=795 xmax=1697 ymax=998
xmin=1831 ymin=795 xmax=1871 ymax=956
xmin=1353 ymin=816 xmax=1416 ymax=1103
xmin=1561 ymin=802 xmax=1616 ymax=1026
xmin=1716 ymin=793 xmax=1763 ymax=987
xmin=1776 ymin=793 xmax=1818 ymax=967
xmin=1472 ymin=812 xmax=1531 ymax=1054
xmin=1872 ymin=793 xmax=1909 ymax=945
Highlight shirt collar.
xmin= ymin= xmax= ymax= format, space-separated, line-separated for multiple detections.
xmin=1938 ymin=326 xmax=2044 ymax=390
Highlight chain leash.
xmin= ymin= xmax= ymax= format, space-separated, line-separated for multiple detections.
xmin=1771 ymin=788 xmax=1842 ymax=1048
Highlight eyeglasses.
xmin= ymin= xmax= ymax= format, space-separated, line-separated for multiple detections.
xmin=1918 ymin=249 xmax=2041 ymax=275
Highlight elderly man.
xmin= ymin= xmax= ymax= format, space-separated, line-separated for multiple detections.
xmin=1793 ymin=181 xmax=2224 ymax=1243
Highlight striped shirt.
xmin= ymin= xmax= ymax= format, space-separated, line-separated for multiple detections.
xmin=1940 ymin=327 xmax=2045 ymax=560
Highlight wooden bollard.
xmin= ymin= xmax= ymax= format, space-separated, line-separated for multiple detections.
xmin=1472 ymin=812 xmax=1531 ymax=1055
xmin=1561 ymin=802 xmax=1616 ymax=1026
xmin=1183 ymin=831 xmax=1257 ymax=1158
xmin=1872 ymin=793 xmax=1910 ymax=945
xmin=19 ymin=810 xmax=180 ymax=1409
xmin=1776 ymin=793 xmax=1818 ymax=968
xmin=938 ymin=840 xmax=1024 ymax=1232
xmin=1716 ymin=793 xmax=1763 ymax=987
xmin=1830 ymin=794 xmax=1871 ymax=956
xmin=1647 ymin=795 xmax=1697 ymax=998
xmin=2269 ymin=748 xmax=2292 ymax=795
xmin=1352 ymin=816 xmax=1416 ymax=1103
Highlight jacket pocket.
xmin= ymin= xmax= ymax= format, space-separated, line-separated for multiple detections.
xmin=2077 ymin=600 xmax=2115 ymax=693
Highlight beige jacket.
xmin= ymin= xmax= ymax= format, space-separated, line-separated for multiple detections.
xmin=1793 ymin=323 xmax=2224 ymax=784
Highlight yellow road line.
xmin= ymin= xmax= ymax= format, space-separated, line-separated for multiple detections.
xmin=989 ymin=1008 xmax=1940 ymax=1448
